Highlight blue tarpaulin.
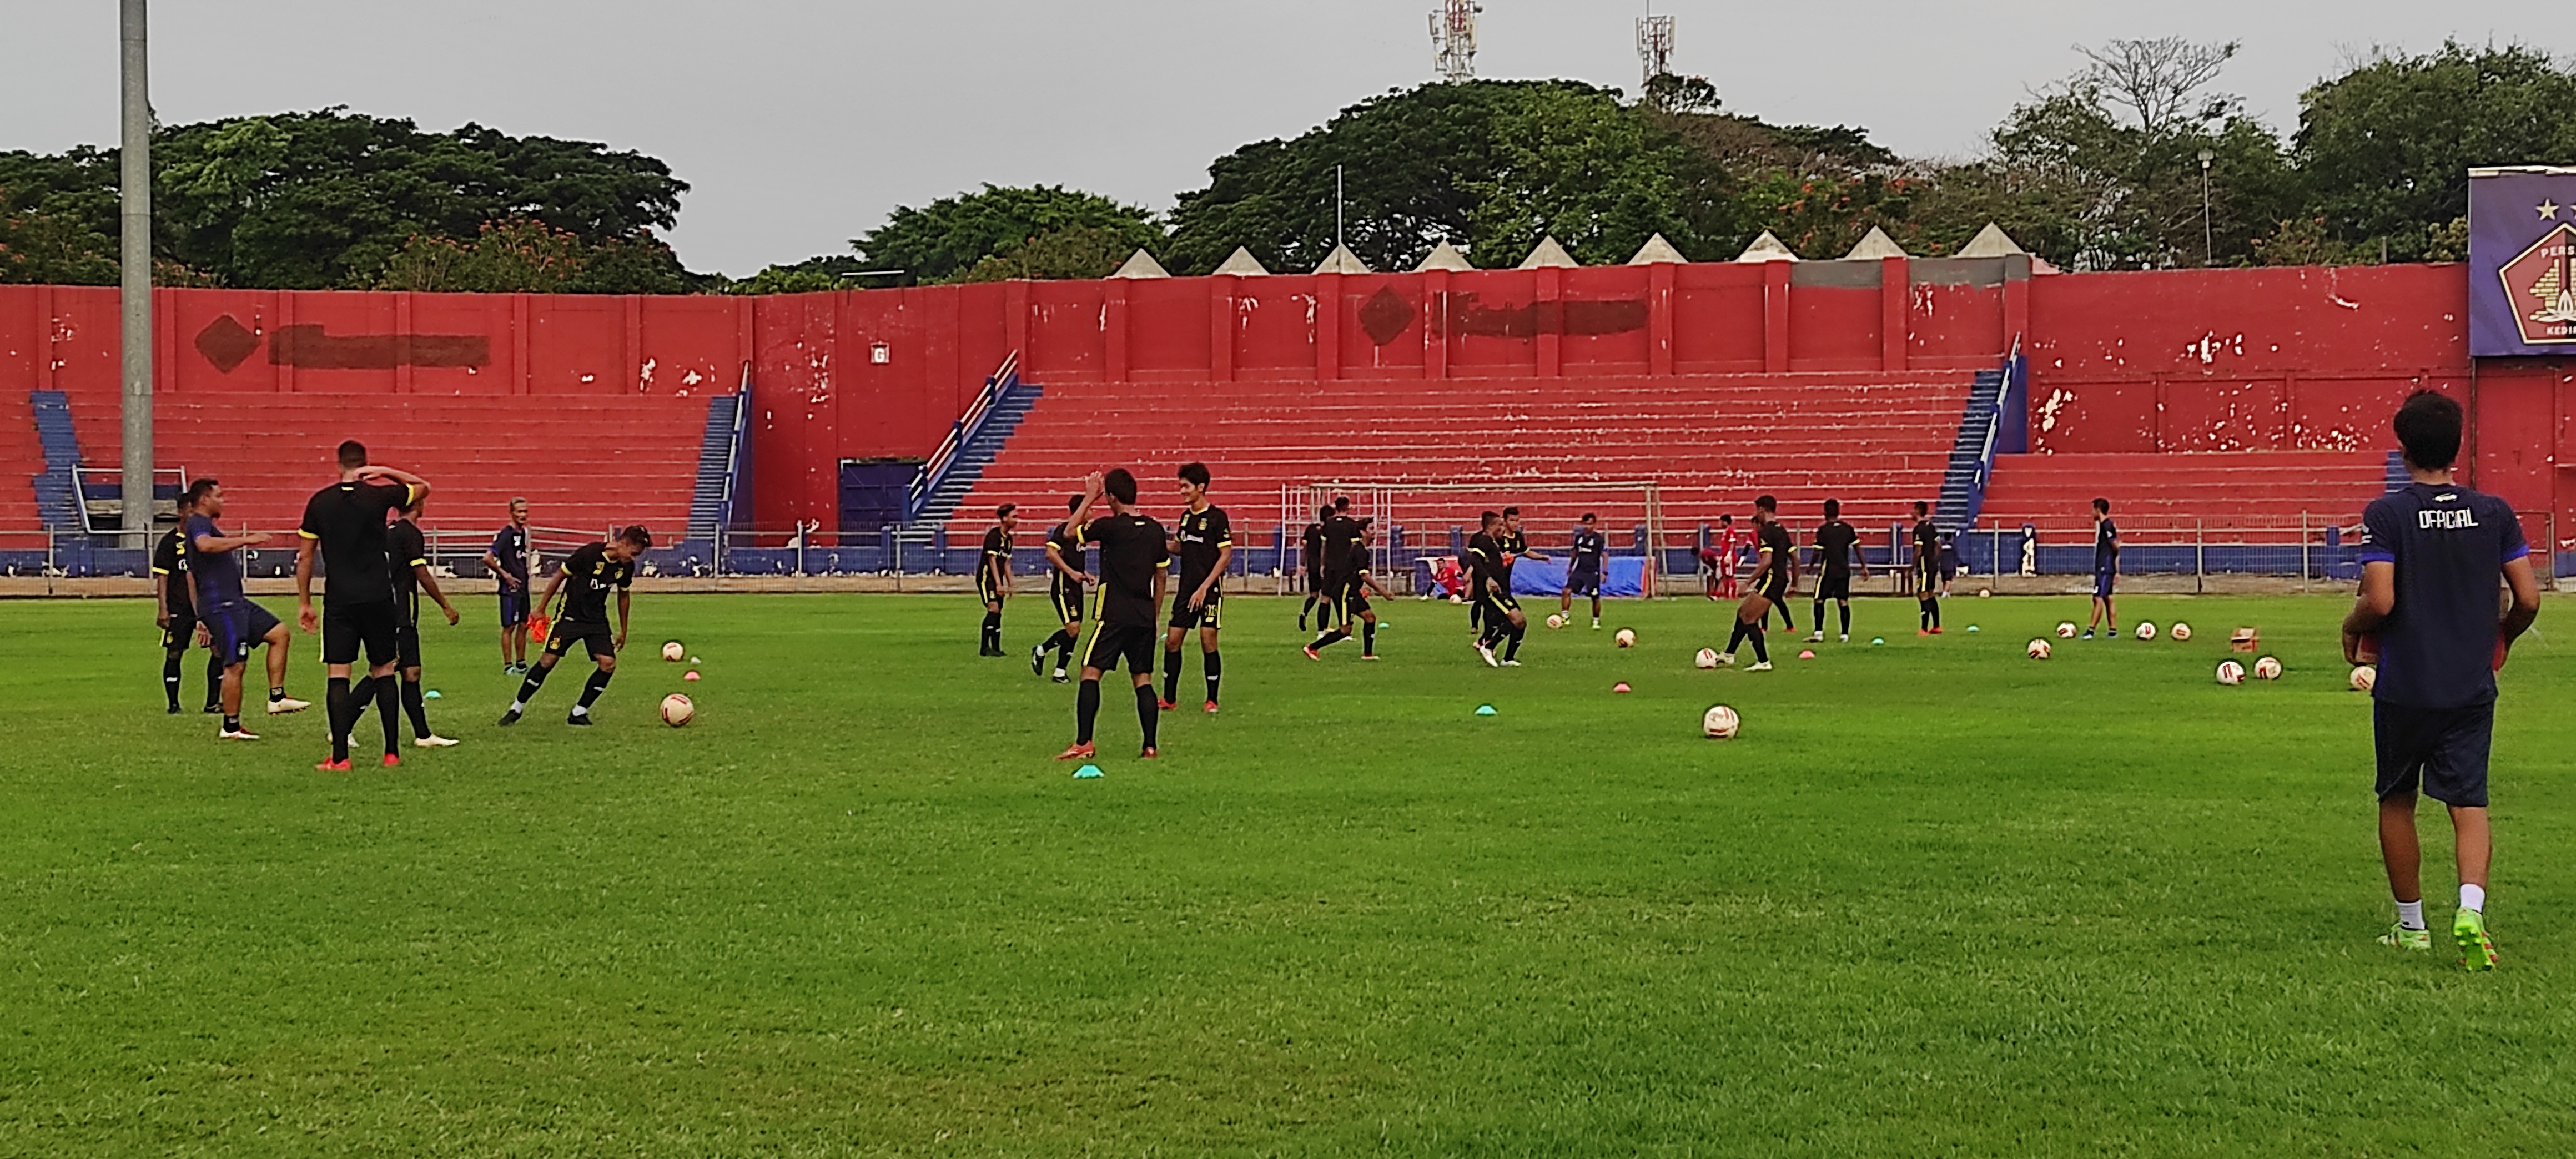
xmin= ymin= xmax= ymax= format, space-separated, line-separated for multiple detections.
xmin=1413 ymin=556 xmax=1649 ymax=598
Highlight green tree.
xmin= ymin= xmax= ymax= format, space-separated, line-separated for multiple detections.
xmin=852 ymin=185 xmax=1160 ymax=284
xmin=2291 ymin=42 xmax=2576 ymax=263
xmin=952 ymin=225 xmax=1140 ymax=283
xmin=376 ymin=217 xmax=692 ymax=294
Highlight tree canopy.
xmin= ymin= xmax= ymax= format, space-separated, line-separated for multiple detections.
xmin=851 ymin=185 xmax=1162 ymax=285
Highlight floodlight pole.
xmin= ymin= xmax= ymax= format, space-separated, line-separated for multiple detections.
xmin=1335 ymin=164 xmax=1346 ymax=253
xmin=119 ymin=0 xmax=153 ymax=548
xmin=2197 ymin=149 xmax=2215 ymax=268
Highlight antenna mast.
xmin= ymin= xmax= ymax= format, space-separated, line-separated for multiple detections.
xmin=1636 ymin=4 xmax=1674 ymax=89
xmin=1430 ymin=0 xmax=1481 ymax=82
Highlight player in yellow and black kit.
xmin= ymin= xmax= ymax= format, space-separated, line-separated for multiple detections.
xmin=1056 ymin=468 xmax=1170 ymax=762
xmin=1030 ymin=494 xmax=1092 ymax=682
xmin=1302 ymin=503 xmax=1368 ymax=659
xmin=978 ymin=505 xmax=1017 ymax=656
xmin=1161 ymin=462 xmax=1232 ymax=713
xmin=1309 ymin=522 xmax=1389 ymax=659
xmin=388 ymin=494 xmax=461 ymax=747
xmin=500 ymin=525 xmax=650 ymax=727
xmin=1475 ymin=506 xmax=1541 ymax=666
xmin=1910 ymin=500 xmax=1943 ymax=636
xmin=152 ymin=487 xmax=225 ymax=714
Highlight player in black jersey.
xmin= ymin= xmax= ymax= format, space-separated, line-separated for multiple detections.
xmin=1297 ymin=507 xmax=1332 ymax=632
xmin=1910 ymin=501 xmax=1943 ymax=636
xmin=1161 ymin=462 xmax=1232 ymax=713
xmin=1719 ymin=494 xmax=1791 ymax=671
xmin=977 ymin=505 xmax=1017 ymax=656
xmin=1472 ymin=508 xmax=1534 ymax=667
xmin=1559 ymin=512 xmax=1607 ymax=629
xmin=1031 ymin=494 xmax=1092 ymax=683
xmin=1302 ymin=502 xmax=1369 ymax=659
xmin=152 ymin=487 xmax=224 ymax=714
xmin=1463 ymin=510 xmax=1501 ymax=647
xmin=1056 ymin=469 xmax=1170 ymax=761
xmin=295 ymin=440 xmax=430 ymax=771
xmin=388 ymin=495 xmax=462 ymax=748
xmin=1807 ymin=499 xmax=1867 ymax=643
xmin=500 ymin=525 xmax=651 ymax=727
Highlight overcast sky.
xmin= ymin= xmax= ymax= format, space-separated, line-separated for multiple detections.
xmin=1 ymin=3 xmax=2559 ymax=275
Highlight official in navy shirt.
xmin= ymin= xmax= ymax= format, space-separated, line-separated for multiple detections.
xmin=1559 ymin=512 xmax=1608 ymax=628
xmin=482 ymin=498 xmax=534 ymax=674
xmin=2342 ymin=390 xmax=2540 ymax=970
xmin=2084 ymin=497 xmax=2118 ymax=638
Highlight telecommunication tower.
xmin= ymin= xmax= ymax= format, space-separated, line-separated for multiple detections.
xmin=1636 ymin=8 xmax=1674 ymax=89
xmin=1430 ymin=0 xmax=1480 ymax=82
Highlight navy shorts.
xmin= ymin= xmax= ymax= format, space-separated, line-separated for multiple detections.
xmin=2374 ymin=699 xmax=2494 ymax=808
xmin=2094 ymin=570 xmax=2115 ymax=599
xmin=499 ymin=581 xmax=530 ymax=627
xmin=204 ymin=601 xmax=281 ymax=667
xmin=1566 ymin=567 xmax=1602 ymax=597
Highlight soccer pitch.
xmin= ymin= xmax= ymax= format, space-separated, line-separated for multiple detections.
xmin=5 ymin=592 xmax=2572 ymax=1156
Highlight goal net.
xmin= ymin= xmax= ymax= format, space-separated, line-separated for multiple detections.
xmin=1289 ymin=479 xmax=1670 ymax=598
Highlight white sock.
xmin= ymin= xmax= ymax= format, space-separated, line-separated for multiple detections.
xmin=2396 ymin=900 xmax=2426 ymax=930
xmin=509 ymin=701 xmax=526 ymax=713
xmin=2461 ymin=884 xmax=2486 ymax=913
xmin=571 ymin=704 xmax=589 ymax=717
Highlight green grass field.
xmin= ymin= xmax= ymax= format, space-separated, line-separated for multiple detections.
xmin=4 ymin=591 xmax=2573 ymax=1156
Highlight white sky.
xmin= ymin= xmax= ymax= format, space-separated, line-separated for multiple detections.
xmin=1 ymin=2 xmax=2559 ymax=275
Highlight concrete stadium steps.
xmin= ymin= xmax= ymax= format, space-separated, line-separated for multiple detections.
xmin=0 ymin=389 xmax=44 ymax=530
xmin=1980 ymin=451 xmax=2390 ymax=537
xmin=952 ymin=371 xmax=1975 ymax=537
xmin=56 ymin=394 xmax=708 ymax=538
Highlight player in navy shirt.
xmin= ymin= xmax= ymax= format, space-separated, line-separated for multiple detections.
xmin=181 ymin=478 xmax=309 ymax=739
xmin=482 ymin=498 xmax=532 ymax=673
xmin=2083 ymin=498 xmax=2118 ymax=639
xmin=2343 ymin=391 xmax=2541 ymax=971
xmin=1559 ymin=512 xmax=1608 ymax=629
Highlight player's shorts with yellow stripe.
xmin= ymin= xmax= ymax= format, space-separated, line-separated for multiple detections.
xmin=1049 ymin=584 xmax=1084 ymax=624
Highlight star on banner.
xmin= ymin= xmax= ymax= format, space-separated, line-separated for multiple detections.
xmin=2541 ymin=200 xmax=2563 ymax=220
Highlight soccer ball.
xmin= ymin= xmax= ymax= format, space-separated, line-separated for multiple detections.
xmin=661 ymin=641 xmax=685 ymax=662
xmin=2253 ymin=656 xmax=2283 ymax=681
xmin=2350 ymin=664 xmax=2377 ymax=692
xmin=1978 ymin=588 xmax=1991 ymax=598
xmin=1702 ymin=704 xmax=1740 ymax=739
xmin=2215 ymin=660 xmax=2245 ymax=686
xmin=660 ymin=693 xmax=695 ymax=727
xmin=2170 ymin=622 xmax=2192 ymax=642
xmin=1694 ymin=647 xmax=1719 ymax=669
xmin=2135 ymin=621 xmax=2158 ymax=641
xmin=1616 ymin=628 xmax=1637 ymax=648
xmin=2055 ymin=622 xmax=2077 ymax=639
xmin=2027 ymin=638 xmax=2052 ymax=660
xmin=1546 ymin=613 xmax=1566 ymax=630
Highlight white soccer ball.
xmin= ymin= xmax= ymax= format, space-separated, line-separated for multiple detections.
xmin=661 ymin=640 xmax=685 ymax=662
xmin=660 ymin=693 xmax=695 ymax=727
xmin=2253 ymin=656 xmax=2283 ymax=681
xmin=2136 ymin=621 xmax=2158 ymax=641
xmin=2216 ymin=660 xmax=2245 ymax=686
xmin=1702 ymin=704 xmax=1740 ymax=739
xmin=1616 ymin=628 xmax=1637 ymax=648
xmin=1978 ymin=588 xmax=1991 ymax=598
xmin=2027 ymin=638 xmax=2052 ymax=660
xmin=1694 ymin=647 xmax=1719 ymax=669
xmin=2350 ymin=664 xmax=2377 ymax=692
xmin=1546 ymin=613 xmax=1566 ymax=630
xmin=2055 ymin=621 xmax=2077 ymax=639
xmin=2170 ymin=622 xmax=2192 ymax=642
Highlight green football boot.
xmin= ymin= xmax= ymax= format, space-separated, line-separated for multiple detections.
xmin=2454 ymin=908 xmax=2498 ymax=972
xmin=2377 ymin=923 xmax=2432 ymax=952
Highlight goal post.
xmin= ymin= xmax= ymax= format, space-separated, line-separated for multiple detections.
xmin=1297 ymin=480 xmax=1669 ymax=598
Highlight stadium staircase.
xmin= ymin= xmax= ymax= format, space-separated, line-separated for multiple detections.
xmin=908 ymin=367 xmax=1042 ymax=526
xmin=1933 ymin=366 xmax=2010 ymax=533
xmin=28 ymin=390 xmax=82 ymax=530
xmin=686 ymin=382 xmax=751 ymax=543
xmin=948 ymin=370 xmax=1975 ymax=541
xmin=1978 ymin=450 xmax=2392 ymax=538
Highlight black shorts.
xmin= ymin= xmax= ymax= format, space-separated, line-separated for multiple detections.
xmin=544 ymin=618 xmax=618 ymax=661
xmin=162 ymin=607 xmax=200 ymax=651
xmin=1049 ymin=585 xmax=1084 ymax=624
xmin=1818 ymin=570 xmax=1851 ymax=601
xmin=323 ymin=598 xmax=400 ymax=666
xmin=1344 ymin=587 xmax=1372 ymax=618
xmin=1566 ymin=567 xmax=1602 ymax=597
xmin=1083 ymin=622 xmax=1158 ymax=674
xmin=2374 ymin=699 xmax=2494 ymax=808
xmin=1168 ymin=587 xmax=1222 ymax=631
xmin=1478 ymin=589 xmax=1521 ymax=619
xmin=204 ymin=601 xmax=281 ymax=667
xmin=1760 ymin=577 xmax=1788 ymax=603
xmin=977 ymin=573 xmax=1003 ymax=606
xmin=396 ymin=622 xmax=424 ymax=669
xmin=499 ymin=582 xmax=530 ymax=627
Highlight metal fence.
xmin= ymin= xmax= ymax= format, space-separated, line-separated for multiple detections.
xmin=6 ymin=513 xmax=2564 ymax=592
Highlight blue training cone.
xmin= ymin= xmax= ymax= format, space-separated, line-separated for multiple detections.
xmin=1074 ymin=764 xmax=1104 ymax=779
xmin=422 ymin=689 xmax=441 ymax=699
xmin=1475 ymin=704 xmax=1497 ymax=717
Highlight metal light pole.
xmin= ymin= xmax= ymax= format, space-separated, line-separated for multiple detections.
xmin=119 ymin=0 xmax=154 ymax=548
xmin=2197 ymin=148 xmax=2215 ymax=267
xmin=1335 ymin=163 xmax=1346 ymax=253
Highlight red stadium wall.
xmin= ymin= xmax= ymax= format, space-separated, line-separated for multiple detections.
xmin=2 ymin=258 xmax=2568 ymax=538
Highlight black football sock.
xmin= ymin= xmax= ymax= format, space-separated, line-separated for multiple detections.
xmin=374 ymin=677 xmax=401 ymax=755
xmin=1056 ymin=636 xmax=1077 ymax=669
xmin=1161 ymin=648 xmax=1184 ymax=704
xmin=1362 ymin=621 xmax=1376 ymax=654
xmin=1919 ymin=601 xmax=1931 ymax=630
xmin=1725 ymin=621 xmax=1751 ymax=655
xmin=1039 ymin=629 xmax=1072 ymax=653
xmin=511 ymin=664 xmax=551 ymax=709
xmin=164 ymin=651 xmax=184 ymax=708
xmin=1503 ymin=626 xmax=1523 ymax=661
xmin=1930 ymin=599 xmax=1942 ymax=629
xmin=1812 ymin=601 xmax=1825 ymax=631
xmin=204 ymin=653 xmax=224 ymax=708
xmin=575 ymin=669 xmax=612 ymax=715
xmin=269 ymin=686 xmax=287 ymax=704
xmin=1749 ymin=626 xmax=1770 ymax=663
xmin=1076 ymin=678 xmax=1101 ymax=744
xmin=1135 ymin=683 xmax=1160 ymax=750
xmin=1312 ymin=628 xmax=1348 ymax=651
xmin=980 ymin=611 xmax=1000 ymax=652
xmin=1591 ymin=597 xmax=1602 ymax=619
xmin=326 ymin=677 xmax=355 ymax=762
xmin=1839 ymin=604 xmax=1852 ymax=636
xmin=1203 ymin=651 xmax=1221 ymax=704
xmin=402 ymin=677 xmax=430 ymax=739
xmin=223 ymin=714 xmax=242 ymax=733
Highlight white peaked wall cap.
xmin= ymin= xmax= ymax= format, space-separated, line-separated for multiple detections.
xmin=1842 ymin=226 xmax=1910 ymax=260
xmin=1413 ymin=241 xmax=1475 ymax=271
xmin=1312 ymin=243 xmax=1372 ymax=274
xmin=1627 ymin=233 xmax=1687 ymax=264
xmin=1212 ymin=246 xmax=1271 ymax=275
xmin=1735 ymin=230 xmax=1799 ymax=262
xmin=1517 ymin=236 xmax=1579 ymax=269
xmin=1109 ymin=249 xmax=1170 ymax=279
xmin=1953 ymin=223 xmax=2029 ymax=258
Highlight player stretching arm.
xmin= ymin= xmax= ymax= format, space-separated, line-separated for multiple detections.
xmin=1031 ymin=493 xmax=1094 ymax=683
